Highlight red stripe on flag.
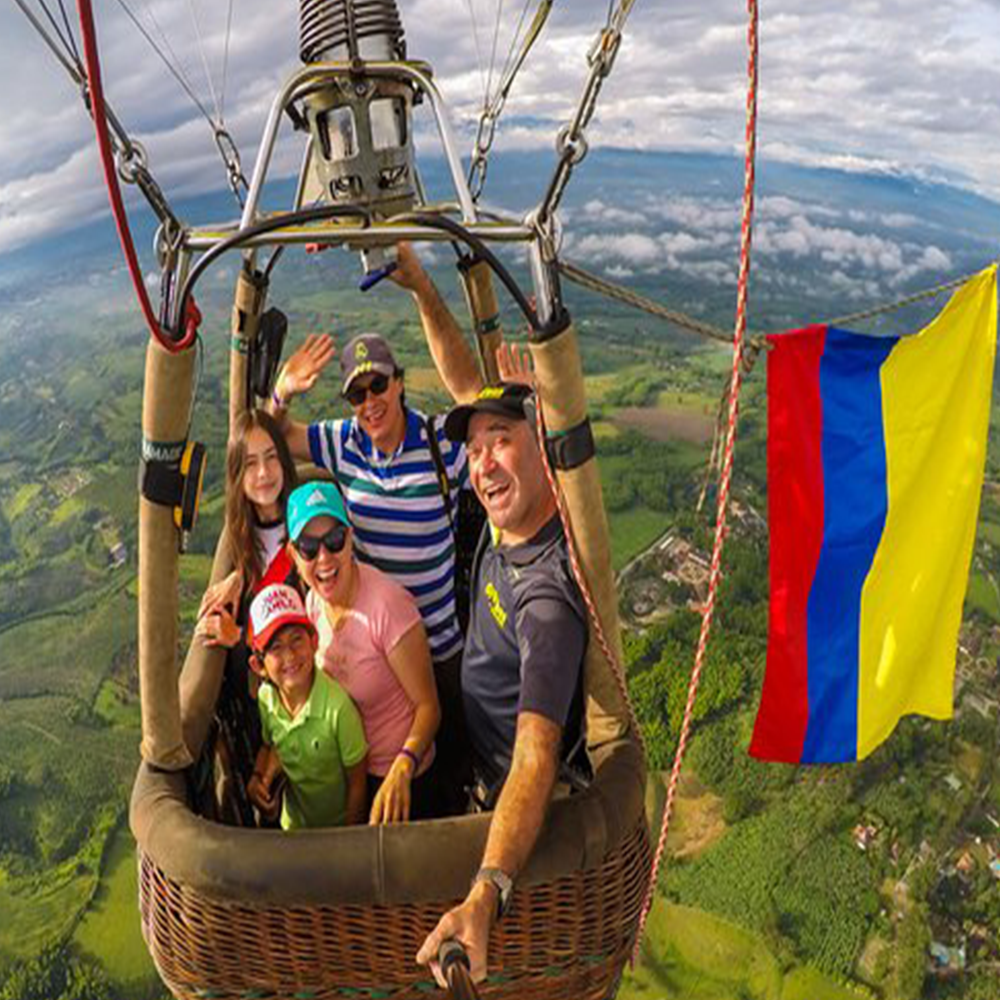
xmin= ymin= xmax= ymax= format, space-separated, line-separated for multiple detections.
xmin=750 ymin=325 xmax=827 ymax=763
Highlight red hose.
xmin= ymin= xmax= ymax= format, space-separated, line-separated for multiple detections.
xmin=76 ymin=0 xmax=196 ymax=353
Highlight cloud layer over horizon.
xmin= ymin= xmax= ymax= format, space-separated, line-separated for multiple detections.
xmin=3 ymin=0 xmax=1000 ymax=256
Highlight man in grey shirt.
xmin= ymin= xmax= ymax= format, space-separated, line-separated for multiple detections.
xmin=416 ymin=382 xmax=587 ymax=985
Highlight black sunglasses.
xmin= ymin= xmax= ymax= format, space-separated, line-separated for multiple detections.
xmin=344 ymin=373 xmax=390 ymax=407
xmin=294 ymin=523 xmax=349 ymax=560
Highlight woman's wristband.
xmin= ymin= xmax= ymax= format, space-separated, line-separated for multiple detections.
xmin=398 ymin=747 xmax=420 ymax=772
xmin=271 ymin=388 xmax=288 ymax=411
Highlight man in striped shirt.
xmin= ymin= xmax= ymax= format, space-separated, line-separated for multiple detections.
xmin=269 ymin=243 xmax=486 ymax=809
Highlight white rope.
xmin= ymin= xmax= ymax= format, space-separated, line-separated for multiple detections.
xmin=186 ymin=0 xmax=223 ymax=125
xmin=463 ymin=0 xmax=490 ymax=109
xmin=220 ymin=0 xmax=236 ymax=121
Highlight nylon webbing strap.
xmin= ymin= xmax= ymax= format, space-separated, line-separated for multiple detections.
xmin=546 ymin=418 xmax=595 ymax=471
xmin=476 ymin=313 xmax=502 ymax=336
xmin=139 ymin=437 xmax=186 ymax=507
xmin=424 ymin=415 xmax=455 ymax=528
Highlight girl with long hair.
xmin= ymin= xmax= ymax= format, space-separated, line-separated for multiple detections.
xmin=197 ymin=408 xmax=299 ymax=642
xmin=193 ymin=409 xmax=300 ymax=825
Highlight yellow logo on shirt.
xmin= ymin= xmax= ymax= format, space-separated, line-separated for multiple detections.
xmin=485 ymin=582 xmax=507 ymax=628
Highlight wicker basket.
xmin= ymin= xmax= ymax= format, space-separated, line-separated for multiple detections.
xmin=138 ymin=818 xmax=649 ymax=1000
xmin=132 ymin=732 xmax=649 ymax=1000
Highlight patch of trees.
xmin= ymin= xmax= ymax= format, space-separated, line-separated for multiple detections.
xmin=626 ymin=611 xmax=763 ymax=770
xmin=604 ymin=373 xmax=669 ymax=408
xmin=598 ymin=430 xmax=702 ymax=513
xmin=666 ymin=775 xmax=878 ymax=979
xmin=772 ymin=834 xmax=881 ymax=975
xmin=0 ymin=949 xmax=113 ymax=1000
xmin=624 ymin=530 xmax=769 ymax=772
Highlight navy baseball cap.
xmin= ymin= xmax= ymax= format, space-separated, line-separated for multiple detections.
xmin=443 ymin=383 xmax=534 ymax=443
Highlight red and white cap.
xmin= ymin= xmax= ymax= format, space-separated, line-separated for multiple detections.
xmin=247 ymin=584 xmax=315 ymax=653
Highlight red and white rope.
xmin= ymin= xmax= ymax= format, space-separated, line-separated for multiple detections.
xmin=632 ymin=0 xmax=759 ymax=961
xmin=533 ymin=405 xmax=646 ymax=755
xmin=76 ymin=0 xmax=196 ymax=354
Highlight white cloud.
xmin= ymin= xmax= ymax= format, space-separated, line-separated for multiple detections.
xmin=572 ymin=232 xmax=661 ymax=265
xmin=4 ymin=0 xmax=1000 ymax=257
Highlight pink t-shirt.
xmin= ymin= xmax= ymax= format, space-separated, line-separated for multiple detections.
xmin=307 ymin=562 xmax=434 ymax=777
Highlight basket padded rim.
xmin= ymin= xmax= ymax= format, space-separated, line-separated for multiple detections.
xmin=130 ymin=736 xmax=646 ymax=907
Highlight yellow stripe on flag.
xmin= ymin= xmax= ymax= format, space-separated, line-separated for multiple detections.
xmin=857 ymin=266 xmax=997 ymax=759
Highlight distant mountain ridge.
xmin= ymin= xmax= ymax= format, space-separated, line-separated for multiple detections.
xmin=3 ymin=148 xmax=998 ymax=338
xmin=5 ymin=147 xmax=999 ymax=274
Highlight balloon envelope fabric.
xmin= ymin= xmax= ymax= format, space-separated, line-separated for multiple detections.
xmin=750 ymin=266 xmax=998 ymax=764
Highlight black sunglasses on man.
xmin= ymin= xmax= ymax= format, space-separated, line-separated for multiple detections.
xmin=343 ymin=373 xmax=391 ymax=407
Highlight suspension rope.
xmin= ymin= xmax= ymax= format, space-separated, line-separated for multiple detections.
xmin=537 ymin=0 xmax=639 ymax=231
xmin=36 ymin=0 xmax=79 ymax=67
xmin=632 ymin=0 xmax=759 ymax=962
xmin=114 ymin=0 xmax=246 ymax=204
xmin=558 ymin=259 xmax=739 ymax=345
xmin=54 ymin=0 xmax=82 ymax=66
xmin=484 ymin=0 xmax=506 ymax=119
xmin=468 ymin=0 xmax=554 ymax=200
xmin=463 ymin=0 xmax=489 ymax=103
xmin=76 ymin=0 xmax=195 ymax=354
xmin=14 ymin=0 xmax=85 ymax=82
xmin=220 ymin=0 xmax=236 ymax=120
xmin=186 ymin=0 xmax=223 ymax=125
xmin=496 ymin=0 xmax=536 ymax=91
xmin=112 ymin=0 xmax=216 ymax=127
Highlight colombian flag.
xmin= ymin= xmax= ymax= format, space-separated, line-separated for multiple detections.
xmin=750 ymin=267 xmax=998 ymax=764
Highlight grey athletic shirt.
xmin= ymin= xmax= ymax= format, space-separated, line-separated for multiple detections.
xmin=461 ymin=515 xmax=587 ymax=788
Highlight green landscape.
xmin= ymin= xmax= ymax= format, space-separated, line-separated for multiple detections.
xmin=2 ymin=234 xmax=1000 ymax=1000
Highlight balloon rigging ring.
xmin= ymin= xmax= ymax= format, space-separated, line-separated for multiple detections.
xmin=555 ymin=126 xmax=588 ymax=165
xmin=116 ymin=139 xmax=149 ymax=185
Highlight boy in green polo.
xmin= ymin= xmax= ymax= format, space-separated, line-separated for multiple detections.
xmin=246 ymin=583 xmax=368 ymax=829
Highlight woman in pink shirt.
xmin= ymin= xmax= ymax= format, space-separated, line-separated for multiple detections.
xmin=286 ymin=481 xmax=443 ymax=823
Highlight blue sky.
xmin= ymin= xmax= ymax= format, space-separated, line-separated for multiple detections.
xmin=3 ymin=0 xmax=1000 ymax=255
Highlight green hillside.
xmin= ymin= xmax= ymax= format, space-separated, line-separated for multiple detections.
xmin=2 ymin=248 xmax=1000 ymax=1000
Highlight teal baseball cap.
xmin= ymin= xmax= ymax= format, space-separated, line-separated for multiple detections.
xmin=286 ymin=482 xmax=350 ymax=542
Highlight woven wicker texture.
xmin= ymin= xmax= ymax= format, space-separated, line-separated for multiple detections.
xmin=139 ymin=819 xmax=650 ymax=1000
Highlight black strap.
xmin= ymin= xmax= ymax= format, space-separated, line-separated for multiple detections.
xmin=425 ymin=415 xmax=455 ymax=529
xmin=139 ymin=457 xmax=184 ymax=507
xmin=546 ymin=418 xmax=595 ymax=471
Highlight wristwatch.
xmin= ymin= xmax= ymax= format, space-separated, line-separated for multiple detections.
xmin=472 ymin=867 xmax=514 ymax=920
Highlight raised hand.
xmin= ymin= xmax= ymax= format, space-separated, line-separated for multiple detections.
xmin=198 ymin=569 xmax=242 ymax=619
xmin=194 ymin=607 xmax=241 ymax=649
xmin=496 ymin=341 xmax=535 ymax=388
xmin=388 ymin=242 xmax=432 ymax=295
xmin=275 ymin=333 xmax=337 ymax=400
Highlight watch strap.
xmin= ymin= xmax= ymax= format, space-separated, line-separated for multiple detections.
xmin=472 ymin=867 xmax=514 ymax=920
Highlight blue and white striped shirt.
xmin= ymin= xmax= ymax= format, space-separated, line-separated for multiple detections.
xmin=308 ymin=408 xmax=468 ymax=663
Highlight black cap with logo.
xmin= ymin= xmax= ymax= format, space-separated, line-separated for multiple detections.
xmin=443 ymin=383 xmax=534 ymax=443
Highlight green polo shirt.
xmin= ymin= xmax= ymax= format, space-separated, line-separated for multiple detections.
xmin=259 ymin=670 xmax=368 ymax=830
